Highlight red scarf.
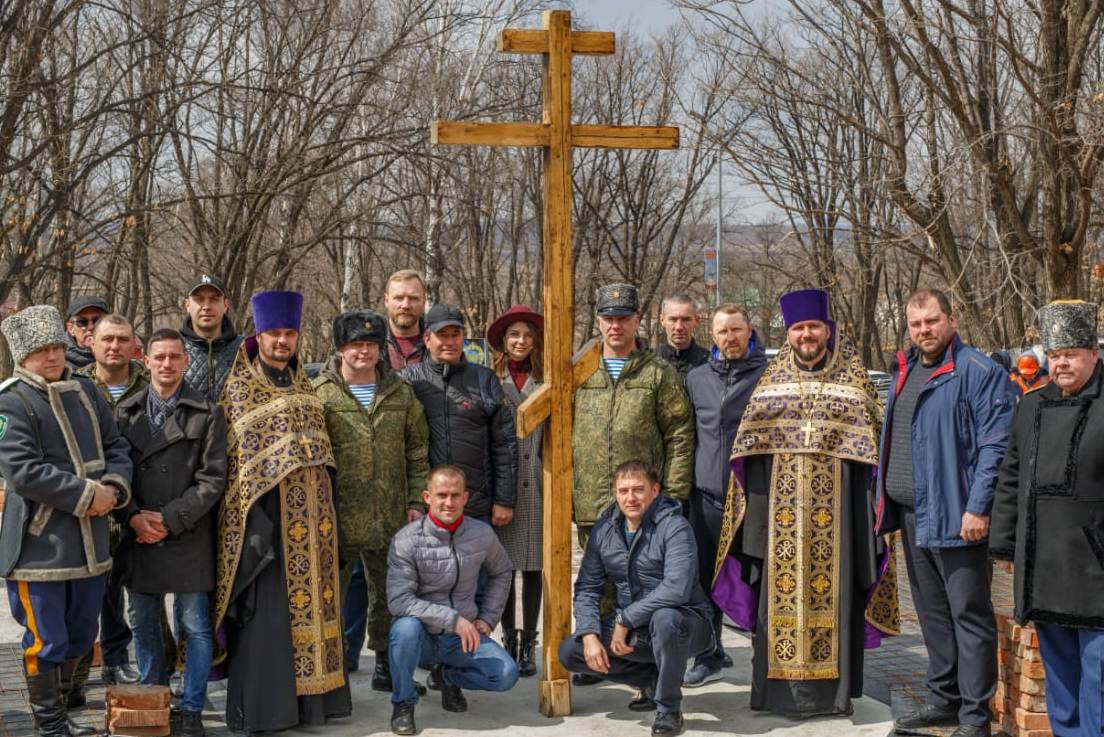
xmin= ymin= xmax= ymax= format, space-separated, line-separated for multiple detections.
xmin=428 ymin=511 xmax=463 ymax=533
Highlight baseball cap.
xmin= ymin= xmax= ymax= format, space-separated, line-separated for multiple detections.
xmin=425 ymin=303 xmax=466 ymax=332
xmin=66 ymin=295 xmax=109 ymax=319
xmin=187 ymin=273 xmax=228 ymax=297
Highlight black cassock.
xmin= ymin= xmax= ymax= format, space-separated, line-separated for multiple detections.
xmin=224 ymin=489 xmax=352 ymax=732
xmin=738 ymin=455 xmax=880 ymax=718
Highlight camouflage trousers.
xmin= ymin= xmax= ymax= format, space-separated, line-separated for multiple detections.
xmin=340 ymin=549 xmax=391 ymax=656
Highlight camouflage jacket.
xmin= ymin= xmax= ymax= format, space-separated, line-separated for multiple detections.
xmin=572 ymin=345 xmax=694 ymax=525
xmin=312 ymin=358 xmax=430 ymax=552
xmin=76 ymin=360 xmax=149 ymax=409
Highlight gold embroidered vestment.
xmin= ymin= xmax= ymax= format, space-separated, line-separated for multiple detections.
xmin=215 ymin=350 xmax=344 ymax=696
xmin=715 ymin=336 xmax=899 ymax=680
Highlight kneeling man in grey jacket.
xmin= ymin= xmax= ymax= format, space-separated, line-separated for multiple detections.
xmin=386 ymin=464 xmax=518 ymax=735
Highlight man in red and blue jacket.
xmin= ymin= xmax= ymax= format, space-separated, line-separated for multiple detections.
xmin=876 ymin=288 xmax=1016 ymax=737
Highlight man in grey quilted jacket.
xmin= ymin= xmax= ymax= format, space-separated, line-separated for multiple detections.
xmin=386 ymin=465 xmax=518 ymax=735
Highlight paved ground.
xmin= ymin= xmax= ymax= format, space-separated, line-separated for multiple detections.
xmin=0 ymin=538 xmax=1016 ymax=737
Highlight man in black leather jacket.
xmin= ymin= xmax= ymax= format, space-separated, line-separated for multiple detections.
xmin=401 ymin=303 xmax=517 ymax=525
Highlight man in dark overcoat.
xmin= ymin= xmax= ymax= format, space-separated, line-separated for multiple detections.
xmin=115 ymin=327 xmax=227 ymax=737
xmin=0 ymin=305 xmax=133 ymax=737
xmin=991 ymin=300 xmax=1104 ymax=737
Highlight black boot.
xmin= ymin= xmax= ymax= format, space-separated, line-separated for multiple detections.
xmin=502 ymin=629 xmax=519 ymax=663
xmin=517 ymin=630 xmax=537 ymax=678
xmin=63 ymin=654 xmax=89 ymax=709
xmin=58 ymin=659 xmax=98 ymax=736
xmin=372 ymin=651 xmax=393 ymax=691
xmin=390 ymin=702 xmax=416 ymax=736
xmin=176 ymin=710 xmax=205 ymax=737
xmin=27 ymin=666 xmax=69 ymax=737
xmin=434 ymin=665 xmax=467 ymax=713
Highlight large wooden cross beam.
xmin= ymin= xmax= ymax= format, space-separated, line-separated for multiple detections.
xmin=432 ymin=10 xmax=678 ymax=716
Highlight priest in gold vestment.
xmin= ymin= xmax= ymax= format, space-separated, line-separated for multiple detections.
xmin=214 ymin=290 xmax=350 ymax=732
xmin=711 ymin=289 xmax=898 ymax=719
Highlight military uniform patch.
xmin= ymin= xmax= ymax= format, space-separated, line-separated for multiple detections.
xmin=0 ymin=415 xmax=8 ymax=440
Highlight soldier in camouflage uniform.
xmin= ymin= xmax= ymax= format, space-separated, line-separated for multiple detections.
xmin=573 ymin=284 xmax=694 ymax=531
xmin=312 ymin=309 xmax=430 ymax=693
xmin=571 ymin=284 xmax=695 ymax=698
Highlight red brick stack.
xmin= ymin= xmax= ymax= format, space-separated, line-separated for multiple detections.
xmin=993 ymin=612 xmax=1051 ymax=737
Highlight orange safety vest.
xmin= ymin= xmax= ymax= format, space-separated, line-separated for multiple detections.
xmin=1010 ymin=371 xmax=1049 ymax=394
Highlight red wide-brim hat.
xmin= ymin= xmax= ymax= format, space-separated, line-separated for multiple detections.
xmin=487 ymin=305 xmax=544 ymax=352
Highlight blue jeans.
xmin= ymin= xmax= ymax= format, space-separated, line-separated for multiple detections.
xmin=1035 ymin=622 xmax=1104 ymax=737
xmin=343 ymin=559 xmax=369 ymax=662
xmin=388 ymin=616 xmax=519 ymax=705
xmin=129 ymin=591 xmax=213 ymax=712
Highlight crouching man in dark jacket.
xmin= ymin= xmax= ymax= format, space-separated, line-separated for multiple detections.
xmin=386 ymin=465 xmax=518 ymax=735
xmin=0 ymin=306 xmax=133 ymax=737
xmin=114 ymin=328 xmax=227 ymax=737
xmin=559 ymin=461 xmax=714 ymax=737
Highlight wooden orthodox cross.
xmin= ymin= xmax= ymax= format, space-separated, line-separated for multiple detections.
xmin=432 ymin=10 xmax=678 ymax=716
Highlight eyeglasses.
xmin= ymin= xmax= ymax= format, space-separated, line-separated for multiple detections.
xmin=70 ymin=316 xmax=101 ymax=328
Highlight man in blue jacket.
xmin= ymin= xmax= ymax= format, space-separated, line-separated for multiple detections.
xmin=877 ymin=289 xmax=1016 ymax=737
xmin=683 ymin=304 xmax=767 ymax=686
xmin=558 ymin=460 xmax=714 ymax=737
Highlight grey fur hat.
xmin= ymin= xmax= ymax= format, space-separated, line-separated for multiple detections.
xmin=2 ymin=305 xmax=70 ymax=366
xmin=1038 ymin=300 xmax=1099 ymax=353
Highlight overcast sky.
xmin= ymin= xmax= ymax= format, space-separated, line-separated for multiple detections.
xmin=574 ymin=0 xmax=683 ymax=31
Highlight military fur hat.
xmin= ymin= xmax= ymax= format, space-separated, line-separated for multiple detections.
xmin=596 ymin=283 xmax=640 ymax=316
xmin=2 ymin=305 xmax=69 ymax=366
xmin=332 ymin=309 xmax=387 ymax=350
xmin=1038 ymin=300 xmax=1099 ymax=353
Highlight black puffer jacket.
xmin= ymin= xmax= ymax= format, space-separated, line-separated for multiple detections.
xmin=181 ymin=316 xmax=244 ymax=402
xmin=401 ymin=357 xmax=518 ymax=518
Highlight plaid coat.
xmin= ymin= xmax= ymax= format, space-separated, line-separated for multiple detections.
xmin=494 ymin=376 xmax=543 ymax=571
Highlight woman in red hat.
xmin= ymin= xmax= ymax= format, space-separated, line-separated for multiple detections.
xmin=487 ymin=304 xmax=544 ymax=678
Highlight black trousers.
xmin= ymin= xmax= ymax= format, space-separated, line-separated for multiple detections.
xmin=900 ymin=509 xmax=997 ymax=726
xmin=558 ymin=607 xmax=714 ymax=714
xmin=100 ymin=576 xmax=132 ymax=667
xmin=688 ymin=491 xmax=726 ymax=668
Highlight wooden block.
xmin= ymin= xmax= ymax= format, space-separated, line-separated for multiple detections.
xmin=105 ymin=684 xmax=171 ymax=710
xmin=91 ymin=641 xmax=102 ymax=668
xmin=1021 ymin=626 xmax=1039 ymax=648
xmin=538 ymin=677 xmax=571 ymax=717
xmin=998 ymin=648 xmax=1011 ymax=664
xmin=1011 ymin=623 xmax=1022 ymax=643
xmin=1018 ymin=674 xmax=1046 ymax=695
xmin=1018 ymin=730 xmax=1052 ymax=737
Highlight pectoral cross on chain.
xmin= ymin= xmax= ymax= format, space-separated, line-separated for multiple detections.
xmin=801 ymin=420 xmax=816 ymax=447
